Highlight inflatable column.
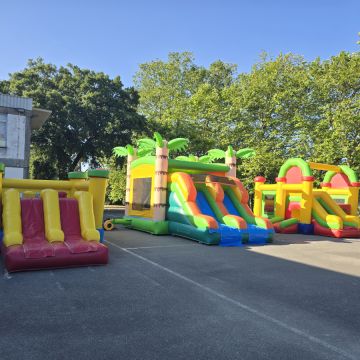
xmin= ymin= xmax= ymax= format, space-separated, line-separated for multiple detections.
xmin=275 ymin=176 xmax=286 ymax=219
xmin=88 ymin=169 xmax=109 ymax=229
xmin=125 ymin=149 xmax=137 ymax=216
xmin=348 ymin=185 xmax=360 ymax=216
xmin=153 ymin=140 xmax=168 ymax=222
xmin=225 ymin=154 xmax=237 ymax=178
xmin=298 ymin=175 xmax=314 ymax=234
xmin=253 ymin=176 xmax=266 ymax=216
xmin=0 ymin=162 xmax=4 ymax=202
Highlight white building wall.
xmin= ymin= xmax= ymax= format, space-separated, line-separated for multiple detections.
xmin=0 ymin=114 xmax=26 ymax=160
xmin=5 ymin=166 xmax=24 ymax=179
xmin=0 ymin=94 xmax=32 ymax=110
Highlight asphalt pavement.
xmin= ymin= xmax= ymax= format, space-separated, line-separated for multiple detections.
xmin=1 ymin=228 xmax=359 ymax=360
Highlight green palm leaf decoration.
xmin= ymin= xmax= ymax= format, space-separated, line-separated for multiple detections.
xmin=154 ymin=132 xmax=164 ymax=147
xmin=137 ymin=138 xmax=156 ymax=150
xmin=137 ymin=147 xmax=154 ymax=157
xmin=175 ymin=154 xmax=213 ymax=163
xmin=236 ymin=148 xmax=256 ymax=159
xmin=168 ymin=138 xmax=189 ymax=152
xmin=208 ymin=149 xmax=226 ymax=161
xmin=198 ymin=155 xmax=213 ymax=163
xmin=113 ymin=144 xmax=134 ymax=157
xmin=175 ymin=156 xmax=193 ymax=162
xmin=226 ymin=145 xmax=235 ymax=157
xmin=175 ymin=155 xmax=197 ymax=162
xmin=113 ymin=147 xmax=128 ymax=157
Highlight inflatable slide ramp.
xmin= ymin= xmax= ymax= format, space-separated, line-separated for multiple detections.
xmin=167 ymin=173 xmax=273 ymax=245
xmin=2 ymin=189 xmax=108 ymax=272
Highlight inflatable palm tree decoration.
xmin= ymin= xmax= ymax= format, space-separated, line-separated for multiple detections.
xmin=113 ymin=144 xmax=135 ymax=157
xmin=113 ymin=134 xmax=189 ymax=218
xmin=136 ymin=132 xmax=189 ymax=155
xmin=208 ymin=146 xmax=256 ymax=177
xmin=134 ymin=132 xmax=189 ymax=221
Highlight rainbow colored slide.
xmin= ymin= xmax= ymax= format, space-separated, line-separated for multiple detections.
xmin=167 ymin=172 xmax=273 ymax=245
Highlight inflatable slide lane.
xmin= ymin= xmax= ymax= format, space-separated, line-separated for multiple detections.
xmin=167 ymin=173 xmax=273 ymax=245
xmin=218 ymin=177 xmax=274 ymax=244
xmin=312 ymin=190 xmax=360 ymax=238
xmin=167 ymin=172 xmax=220 ymax=245
xmin=2 ymin=189 xmax=108 ymax=272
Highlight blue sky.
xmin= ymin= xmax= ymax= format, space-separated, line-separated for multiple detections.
xmin=0 ymin=0 xmax=359 ymax=87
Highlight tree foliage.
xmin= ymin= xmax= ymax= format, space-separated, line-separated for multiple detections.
xmin=135 ymin=51 xmax=360 ymax=192
xmin=134 ymin=52 xmax=237 ymax=154
xmin=2 ymin=49 xmax=359 ymax=204
xmin=0 ymin=58 xmax=146 ymax=179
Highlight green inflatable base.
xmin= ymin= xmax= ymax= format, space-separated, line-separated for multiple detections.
xmin=168 ymin=221 xmax=220 ymax=245
xmin=123 ymin=217 xmax=169 ymax=235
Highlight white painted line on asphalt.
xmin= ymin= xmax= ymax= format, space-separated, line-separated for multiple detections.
xmin=105 ymin=239 xmax=357 ymax=360
xmin=55 ymin=281 xmax=64 ymax=291
xmin=3 ymin=270 xmax=12 ymax=280
xmin=124 ymin=244 xmax=196 ymax=250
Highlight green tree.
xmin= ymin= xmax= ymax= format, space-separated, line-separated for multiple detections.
xmin=0 ymin=58 xmax=146 ymax=179
xmin=309 ymin=52 xmax=360 ymax=173
xmin=105 ymin=160 xmax=127 ymax=205
xmin=223 ymin=53 xmax=315 ymax=187
xmin=134 ymin=50 xmax=360 ymax=193
xmin=134 ymin=52 xmax=237 ymax=154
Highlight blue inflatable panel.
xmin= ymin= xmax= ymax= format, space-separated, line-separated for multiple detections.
xmin=298 ymin=223 xmax=314 ymax=235
xmin=196 ymin=191 xmax=217 ymax=219
xmin=223 ymin=192 xmax=272 ymax=245
xmin=218 ymin=225 xmax=243 ymax=247
xmin=98 ymin=228 xmax=105 ymax=243
xmin=223 ymin=193 xmax=239 ymax=216
xmin=197 ymin=191 xmax=242 ymax=246
xmin=247 ymin=225 xmax=271 ymax=244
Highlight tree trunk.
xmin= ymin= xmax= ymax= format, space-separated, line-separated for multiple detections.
xmin=69 ymin=151 xmax=83 ymax=172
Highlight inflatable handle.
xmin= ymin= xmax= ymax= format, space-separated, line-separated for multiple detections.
xmin=2 ymin=189 xmax=23 ymax=246
xmin=74 ymin=191 xmax=100 ymax=241
xmin=41 ymin=189 xmax=64 ymax=242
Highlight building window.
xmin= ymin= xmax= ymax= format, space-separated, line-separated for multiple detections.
xmin=132 ymin=177 xmax=152 ymax=211
xmin=0 ymin=114 xmax=7 ymax=147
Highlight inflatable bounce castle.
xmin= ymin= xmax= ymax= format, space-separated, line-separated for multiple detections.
xmin=111 ymin=134 xmax=273 ymax=245
xmin=253 ymin=158 xmax=360 ymax=238
xmin=0 ymin=164 xmax=109 ymax=272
